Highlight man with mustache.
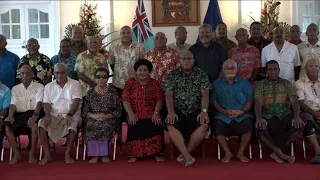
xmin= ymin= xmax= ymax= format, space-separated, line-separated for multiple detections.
xmin=214 ymin=22 xmax=236 ymax=52
xmin=189 ymin=24 xmax=227 ymax=84
xmin=261 ymin=27 xmax=301 ymax=83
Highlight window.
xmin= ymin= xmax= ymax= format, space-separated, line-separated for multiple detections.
xmin=0 ymin=9 xmax=21 ymax=39
xmin=298 ymin=0 xmax=320 ymax=32
xmin=28 ymin=9 xmax=49 ymax=39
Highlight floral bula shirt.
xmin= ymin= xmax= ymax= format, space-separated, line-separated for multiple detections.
xmin=17 ymin=53 xmax=53 ymax=84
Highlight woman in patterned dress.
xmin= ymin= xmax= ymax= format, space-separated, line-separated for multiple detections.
xmin=83 ymin=67 xmax=122 ymax=163
xmin=122 ymin=59 xmax=164 ymax=162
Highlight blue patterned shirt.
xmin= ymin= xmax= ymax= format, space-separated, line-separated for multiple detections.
xmin=211 ymin=76 xmax=253 ymax=124
xmin=0 ymin=82 xmax=11 ymax=111
xmin=0 ymin=49 xmax=19 ymax=89
xmin=51 ymin=54 xmax=77 ymax=80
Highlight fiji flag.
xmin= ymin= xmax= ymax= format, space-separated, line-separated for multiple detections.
xmin=203 ymin=0 xmax=222 ymax=30
xmin=132 ymin=0 xmax=154 ymax=51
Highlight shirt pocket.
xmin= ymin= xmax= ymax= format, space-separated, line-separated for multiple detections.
xmin=236 ymin=92 xmax=247 ymax=105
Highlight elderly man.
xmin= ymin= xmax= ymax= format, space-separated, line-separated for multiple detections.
xmin=261 ymin=27 xmax=301 ymax=83
xmin=255 ymin=60 xmax=304 ymax=164
xmin=211 ymin=59 xmax=253 ymax=163
xmin=168 ymin=26 xmax=191 ymax=55
xmin=17 ymin=38 xmax=53 ymax=85
xmin=75 ymin=36 xmax=107 ymax=97
xmin=298 ymin=23 xmax=320 ymax=78
xmin=189 ymin=24 xmax=227 ymax=84
xmin=4 ymin=65 xmax=44 ymax=164
xmin=295 ymin=58 xmax=320 ymax=164
xmin=247 ymin=22 xmax=272 ymax=53
xmin=38 ymin=63 xmax=82 ymax=165
xmin=0 ymin=34 xmax=19 ymax=89
xmin=164 ymin=50 xmax=210 ymax=167
xmin=289 ymin=25 xmax=303 ymax=45
xmin=0 ymin=81 xmax=11 ymax=150
xmin=146 ymin=32 xmax=180 ymax=85
xmin=214 ymin=22 xmax=236 ymax=52
xmin=71 ymin=26 xmax=87 ymax=57
xmin=228 ymin=28 xmax=260 ymax=83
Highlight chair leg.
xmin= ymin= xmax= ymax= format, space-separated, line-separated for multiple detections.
xmin=249 ymin=144 xmax=252 ymax=159
xmin=9 ymin=147 xmax=12 ymax=161
xmin=39 ymin=145 xmax=43 ymax=161
xmin=1 ymin=141 xmax=4 ymax=161
xmin=76 ymin=136 xmax=80 ymax=160
xmin=291 ymin=142 xmax=294 ymax=156
xmin=113 ymin=133 xmax=117 ymax=161
xmin=258 ymin=140 xmax=262 ymax=159
xmin=217 ymin=143 xmax=221 ymax=160
xmin=302 ymin=139 xmax=306 ymax=158
xmin=83 ymin=144 xmax=86 ymax=161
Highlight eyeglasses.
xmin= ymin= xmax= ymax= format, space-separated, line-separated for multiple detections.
xmin=223 ymin=67 xmax=237 ymax=71
xmin=95 ymin=75 xmax=108 ymax=79
xmin=311 ymin=84 xmax=318 ymax=96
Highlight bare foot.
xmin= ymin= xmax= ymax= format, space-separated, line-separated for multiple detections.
xmin=28 ymin=152 xmax=37 ymax=163
xmin=128 ymin=158 xmax=137 ymax=163
xmin=176 ymin=154 xmax=185 ymax=165
xmin=39 ymin=156 xmax=51 ymax=165
xmin=279 ymin=153 xmax=295 ymax=164
xmin=9 ymin=155 xmax=22 ymax=165
xmin=89 ymin=157 xmax=99 ymax=163
xmin=102 ymin=156 xmax=110 ymax=163
xmin=270 ymin=152 xmax=284 ymax=163
xmin=65 ymin=153 xmax=75 ymax=164
xmin=221 ymin=153 xmax=233 ymax=163
xmin=236 ymin=153 xmax=249 ymax=163
xmin=155 ymin=156 xmax=164 ymax=162
xmin=184 ymin=157 xmax=195 ymax=167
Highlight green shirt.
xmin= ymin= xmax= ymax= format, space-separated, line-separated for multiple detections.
xmin=254 ymin=78 xmax=296 ymax=120
xmin=164 ymin=67 xmax=210 ymax=116
xmin=214 ymin=38 xmax=237 ymax=52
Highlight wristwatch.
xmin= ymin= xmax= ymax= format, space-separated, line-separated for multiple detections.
xmin=202 ymin=109 xmax=207 ymax=113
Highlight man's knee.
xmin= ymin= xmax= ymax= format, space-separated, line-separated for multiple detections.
xmin=199 ymin=124 xmax=209 ymax=132
xmin=303 ymin=121 xmax=316 ymax=137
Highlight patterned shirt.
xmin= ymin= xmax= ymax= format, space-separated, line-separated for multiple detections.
xmin=168 ymin=42 xmax=191 ymax=55
xmin=145 ymin=47 xmax=180 ymax=85
xmin=51 ymin=54 xmax=77 ymax=80
xmin=211 ymin=76 xmax=253 ymax=124
xmin=109 ymin=41 xmax=144 ymax=89
xmin=17 ymin=53 xmax=53 ymax=85
xmin=74 ymin=50 xmax=107 ymax=96
xmin=295 ymin=76 xmax=320 ymax=111
xmin=228 ymin=45 xmax=261 ymax=81
xmin=164 ymin=67 xmax=210 ymax=116
xmin=298 ymin=40 xmax=320 ymax=78
xmin=254 ymin=78 xmax=296 ymax=120
xmin=122 ymin=78 xmax=163 ymax=119
xmin=0 ymin=82 xmax=11 ymax=111
xmin=247 ymin=37 xmax=272 ymax=53
xmin=214 ymin=37 xmax=237 ymax=52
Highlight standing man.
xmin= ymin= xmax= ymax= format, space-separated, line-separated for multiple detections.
xmin=298 ymin=23 xmax=320 ymax=78
xmin=0 ymin=34 xmax=20 ymax=89
xmin=289 ymin=25 xmax=303 ymax=46
xmin=228 ymin=28 xmax=260 ymax=83
xmin=261 ymin=27 xmax=301 ymax=83
xmin=189 ymin=24 xmax=227 ymax=84
xmin=214 ymin=22 xmax=236 ymax=52
xmin=168 ymin=26 xmax=191 ymax=55
xmin=146 ymin=32 xmax=180 ymax=85
xmin=71 ymin=26 xmax=87 ymax=57
xmin=247 ymin=22 xmax=272 ymax=53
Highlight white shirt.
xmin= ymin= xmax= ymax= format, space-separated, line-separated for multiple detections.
xmin=261 ymin=41 xmax=301 ymax=83
xmin=295 ymin=76 xmax=320 ymax=111
xmin=11 ymin=81 xmax=44 ymax=112
xmin=298 ymin=40 xmax=320 ymax=78
xmin=44 ymin=78 xmax=82 ymax=117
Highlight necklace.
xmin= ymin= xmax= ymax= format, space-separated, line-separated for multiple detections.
xmin=95 ymin=86 xmax=108 ymax=94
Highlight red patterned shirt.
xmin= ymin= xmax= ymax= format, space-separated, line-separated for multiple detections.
xmin=228 ymin=45 xmax=261 ymax=81
xmin=145 ymin=47 xmax=180 ymax=85
xmin=122 ymin=78 xmax=163 ymax=119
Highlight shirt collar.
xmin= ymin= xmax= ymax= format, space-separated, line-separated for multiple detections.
xmin=221 ymin=76 xmax=239 ymax=83
xmin=198 ymin=40 xmax=214 ymax=47
xmin=120 ymin=41 xmax=136 ymax=48
xmin=303 ymin=76 xmax=320 ymax=83
xmin=304 ymin=39 xmax=320 ymax=47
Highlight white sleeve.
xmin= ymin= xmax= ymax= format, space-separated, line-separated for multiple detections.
xmin=36 ymin=84 xmax=44 ymax=103
xmin=43 ymin=84 xmax=51 ymax=104
xmin=295 ymin=80 xmax=305 ymax=101
xmin=261 ymin=47 xmax=267 ymax=68
xmin=72 ymin=80 xmax=82 ymax=100
xmin=10 ymin=87 xmax=18 ymax=105
xmin=293 ymin=46 xmax=301 ymax=67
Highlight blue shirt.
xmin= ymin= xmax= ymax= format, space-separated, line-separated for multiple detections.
xmin=51 ymin=54 xmax=77 ymax=80
xmin=0 ymin=49 xmax=19 ymax=89
xmin=0 ymin=82 xmax=11 ymax=111
xmin=211 ymin=76 xmax=253 ymax=124
xmin=189 ymin=41 xmax=227 ymax=83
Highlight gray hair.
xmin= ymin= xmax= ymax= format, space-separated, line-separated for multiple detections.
xmin=222 ymin=59 xmax=238 ymax=69
xmin=199 ymin=24 xmax=212 ymax=32
xmin=54 ymin=63 xmax=67 ymax=72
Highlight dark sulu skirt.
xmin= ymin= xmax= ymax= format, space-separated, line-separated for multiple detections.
xmin=126 ymin=118 xmax=163 ymax=158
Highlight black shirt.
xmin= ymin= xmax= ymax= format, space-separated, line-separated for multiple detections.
xmin=189 ymin=41 xmax=227 ymax=83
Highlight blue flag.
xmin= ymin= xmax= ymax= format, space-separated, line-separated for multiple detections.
xmin=203 ymin=0 xmax=223 ymax=30
xmin=132 ymin=0 xmax=154 ymax=51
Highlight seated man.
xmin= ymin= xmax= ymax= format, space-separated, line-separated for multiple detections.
xmin=211 ymin=59 xmax=253 ymax=163
xmin=164 ymin=51 xmax=210 ymax=167
xmin=255 ymin=60 xmax=304 ymax=164
xmin=295 ymin=57 xmax=320 ymax=164
xmin=38 ymin=63 xmax=82 ymax=165
xmin=0 ymin=81 xmax=11 ymax=150
xmin=5 ymin=65 xmax=44 ymax=164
